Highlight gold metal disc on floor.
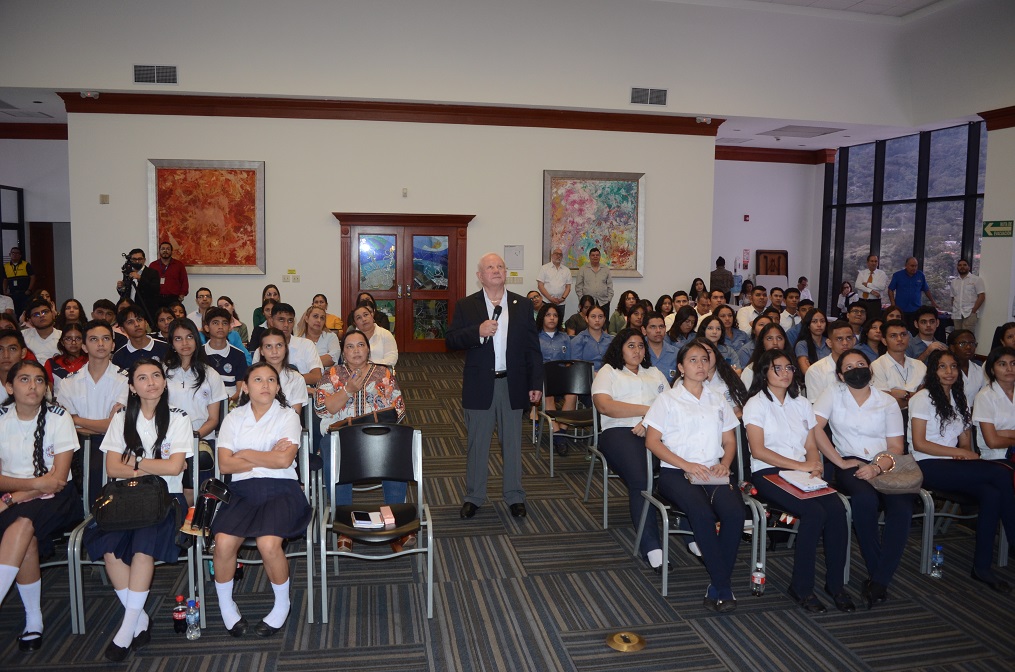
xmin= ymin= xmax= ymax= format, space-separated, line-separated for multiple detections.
xmin=606 ymin=631 xmax=646 ymax=652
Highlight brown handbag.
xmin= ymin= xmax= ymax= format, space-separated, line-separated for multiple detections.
xmin=868 ymin=452 xmax=923 ymax=495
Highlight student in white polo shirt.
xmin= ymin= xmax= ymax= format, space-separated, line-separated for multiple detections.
xmin=251 ymin=303 xmax=323 ymax=386
xmin=870 ymin=319 xmax=927 ymax=416
xmin=973 ymin=346 xmax=1015 ymax=461
xmin=804 ymin=320 xmax=857 ymax=403
xmin=21 ymin=298 xmax=61 ymax=363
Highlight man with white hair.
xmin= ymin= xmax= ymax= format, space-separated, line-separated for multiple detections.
xmin=537 ymin=248 xmax=572 ymax=318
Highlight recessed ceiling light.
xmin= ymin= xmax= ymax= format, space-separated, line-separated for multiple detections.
xmin=843 ymin=135 xmax=851 ymax=138
xmin=798 ymin=145 xmax=806 ymax=147
xmin=732 ymin=129 xmax=740 ymax=132
xmin=32 ymin=100 xmax=43 ymax=104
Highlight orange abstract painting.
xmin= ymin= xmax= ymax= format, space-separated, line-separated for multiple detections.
xmin=150 ymin=160 xmax=265 ymax=273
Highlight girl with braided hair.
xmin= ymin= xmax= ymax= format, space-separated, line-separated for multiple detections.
xmin=0 ymin=359 xmax=80 ymax=651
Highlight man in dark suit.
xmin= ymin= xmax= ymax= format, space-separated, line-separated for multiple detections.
xmin=115 ymin=248 xmax=161 ymax=325
xmin=446 ymin=253 xmax=543 ymax=519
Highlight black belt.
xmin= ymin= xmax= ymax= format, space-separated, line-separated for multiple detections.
xmin=494 ymin=371 xmax=508 ymax=378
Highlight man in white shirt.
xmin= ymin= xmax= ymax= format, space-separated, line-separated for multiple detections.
xmin=855 ymin=254 xmax=888 ymax=321
xmin=693 ymin=291 xmax=711 ymax=325
xmin=252 ymin=302 xmax=323 ymax=385
xmin=574 ymin=247 xmax=613 ymax=315
xmin=22 ymin=297 xmax=61 ymax=361
xmin=737 ymin=286 xmax=768 ymax=332
xmin=871 ymin=320 xmax=927 ymax=413
xmin=781 ymin=287 xmax=803 ymax=332
xmin=537 ymin=248 xmax=572 ymax=318
xmin=805 ymin=320 xmax=857 ymax=402
xmin=187 ymin=287 xmax=214 ymax=330
xmin=0 ymin=293 xmax=13 ymax=317
xmin=797 ymin=276 xmax=813 ymax=303
xmin=949 ymin=258 xmax=985 ymax=332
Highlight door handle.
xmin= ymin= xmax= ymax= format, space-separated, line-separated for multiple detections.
xmin=405 ymin=284 xmax=411 ymax=299
xmin=397 ymin=285 xmax=402 ymax=299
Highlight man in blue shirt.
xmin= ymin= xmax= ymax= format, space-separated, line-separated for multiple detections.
xmin=888 ymin=257 xmax=939 ymax=332
xmin=645 ymin=312 xmax=678 ymax=384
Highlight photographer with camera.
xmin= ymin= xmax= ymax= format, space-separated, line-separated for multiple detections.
xmin=115 ymin=249 xmax=160 ymax=326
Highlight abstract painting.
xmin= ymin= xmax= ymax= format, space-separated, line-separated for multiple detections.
xmin=543 ymin=170 xmax=645 ymax=277
xmin=147 ymin=159 xmax=265 ymax=274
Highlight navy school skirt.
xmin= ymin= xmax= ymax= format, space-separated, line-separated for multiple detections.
xmin=211 ymin=478 xmax=312 ymax=539
xmin=0 ymin=486 xmax=83 ymax=557
xmin=83 ymin=493 xmax=188 ymax=565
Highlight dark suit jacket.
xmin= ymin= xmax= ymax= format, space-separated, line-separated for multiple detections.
xmin=122 ymin=266 xmax=161 ymax=325
xmin=446 ymin=290 xmax=542 ymax=410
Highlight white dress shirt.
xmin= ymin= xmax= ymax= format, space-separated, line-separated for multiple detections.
xmin=592 ymin=364 xmax=668 ymax=431
xmin=743 ymin=391 xmax=816 ymax=474
xmin=973 ymin=382 xmax=1015 ymax=460
xmin=871 ymin=353 xmax=926 ymax=394
xmin=949 ymin=273 xmax=985 ymax=319
xmin=855 ymin=268 xmax=889 ymax=303
xmin=217 ymin=399 xmax=301 ymax=482
xmin=736 ymin=306 xmax=762 ymax=333
xmin=908 ymin=389 xmax=965 ymax=461
xmin=643 ymin=381 xmax=738 ymax=469
xmin=813 ymin=384 xmax=903 ymax=459
xmin=804 ymin=355 xmax=838 ymax=403
xmin=537 ymin=262 xmax=572 ymax=300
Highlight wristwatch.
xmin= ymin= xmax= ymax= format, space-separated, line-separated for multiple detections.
xmin=1 ymin=492 xmax=13 ymax=507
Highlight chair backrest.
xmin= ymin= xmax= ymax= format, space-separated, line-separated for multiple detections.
xmin=333 ymin=423 xmax=419 ymax=485
xmin=543 ymin=360 xmax=594 ymax=397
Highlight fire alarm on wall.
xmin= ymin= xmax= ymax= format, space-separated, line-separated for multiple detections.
xmin=744 ymin=215 xmax=749 ymax=222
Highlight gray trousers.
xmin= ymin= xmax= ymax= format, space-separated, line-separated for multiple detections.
xmin=463 ymin=377 xmax=524 ymax=506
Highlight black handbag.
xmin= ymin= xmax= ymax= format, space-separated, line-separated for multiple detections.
xmin=328 ymin=407 xmax=399 ymax=432
xmin=190 ymin=478 xmax=231 ymax=543
xmin=92 ymin=474 xmax=175 ymax=532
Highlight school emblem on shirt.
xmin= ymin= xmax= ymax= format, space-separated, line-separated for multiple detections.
xmin=224 ymin=363 xmax=232 ymax=373
xmin=657 ymin=383 xmax=665 ymax=393
xmin=160 ymin=441 xmax=172 ymax=459
xmin=45 ymin=443 xmax=55 ymax=458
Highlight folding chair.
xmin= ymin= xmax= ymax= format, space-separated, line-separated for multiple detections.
xmin=920 ymin=489 xmax=1008 ymax=574
xmin=320 ymin=423 xmax=433 ymax=621
xmin=535 ymin=360 xmax=597 ymax=477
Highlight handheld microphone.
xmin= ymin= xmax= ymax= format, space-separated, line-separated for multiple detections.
xmin=492 ymin=305 xmax=502 ymax=320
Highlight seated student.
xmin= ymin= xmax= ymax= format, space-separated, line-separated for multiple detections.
xmin=780 ymin=288 xmax=803 ymax=332
xmin=664 ymin=291 xmax=690 ymax=330
xmin=151 ymin=306 xmax=175 ymax=341
xmin=252 ymin=303 xmax=324 ymax=386
xmin=654 ymin=294 xmax=674 ymax=321
xmin=871 ymin=319 xmax=927 ymax=416
xmin=58 ymin=320 xmax=129 ymax=502
xmin=949 ymin=329 xmax=985 ymax=400
xmin=22 ymin=298 xmax=61 ymax=363
xmin=0 ymin=360 xmax=81 ymax=652
xmin=251 ymin=284 xmax=280 ymax=329
xmin=644 ymin=340 xmax=742 ymax=611
xmin=591 ymin=328 xmax=669 ymax=571
xmin=565 ymin=295 xmax=596 ymax=337
xmin=845 ymin=301 xmax=867 ymax=339
xmin=991 ymin=321 xmax=1015 ymax=351
xmin=211 ymin=362 xmax=312 ymax=639
xmin=697 ymin=339 xmax=749 ymax=418
xmin=257 ymin=328 xmax=308 ymax=416
xmin=910 ymin=350 xmax=1015 ymax=593
xmin=355 ymin=293 xmax=391 ymax=331
xmin=735 ymin=279 xmax=755 ymax=308
xmin=0 ymin=329 xmax=28 ymax=404
xmin=740 ymin=320 xmax=791 ymax=390
xmin=609 ymin=290 xmax=639 ymax=335
xmin=626 ymin=302 xmax=647 ymax=334
xmin=45 ymin=322 xmax=88 ymax=400
xmin=296 ymin=305 xmax=340 ymax=369
xmin=82 ymin=359 xmax=192 ymax=661
xmin=905 ymin=306 xmax=947 ymax=362
xmin=795 ymin=309 xmax=830 ymax=376
xmin=744 ymin=349 xmax=853 ymax=614
xmin=111 ymin=305 xmax=169 ymax=370
xmin=537 ymin=303 xmax=573 ymax=455
xmin=836 ymin=281 xmax=859 ymax=318
xmin=0 ymin=290 xmax=13 ymax=318
xmin=203 ymin=307 xmax=249 ymax=403
xmin=855 ymin=317 xmax=885 ymax=363
xmin=187 ymin=287 xmax=214 ymax=331
xmin=693 ymin=291 xmax=712 ymax=323
xmin=697 ymin=315 xmax=739 ymax=371
xmin=973 ymin=346 xmax=1015 ymax=461
xmin=768 ymin=287 xmax=785 ymax=315
xmin=785 ymin=299 xmax=815 ymax=346
xmin=804 ymin=320 xmax=857 ymax=402
xmin=55 ymin=298 xmax=84 ymax=331
xmin=526 ymin=290 xmax=544 ymax=322
xmin=91 ymin=298 xmax=117 ymax=327
xmin=348 ymin=303 xmax=397 ymax=371
xmin=314 ymin=330 xmax=408 ymax=552
xmin=645 ymin=311 xmax=678 ymax=385
xmin=168 ymin=300 xmax=187 ymax=321
xmin=736 ymin=285 xmax=768 ymax=332
xmin=311 ymin=294 xmax=343 ymax=335
xmin=712 ymin=305 xmax=750 ymax=366
xmin=688 ymin=277 xmax=707 ymax=306
xmin=246 ymin=298 xmax=276 ymax=352
xmin=216 ymin=296 xmax=249 ymax=344
xmin=666 ymin=305 xmax=698 ymax=350
xmin=709 ymin=288 xmax=727 ymax=312
xmin=569 ymin=304 xmax=612 ymax=372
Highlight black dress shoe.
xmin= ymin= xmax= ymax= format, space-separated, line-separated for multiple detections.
xmin=460 ymin=502 xmax=478 ymax=519
xmin=788 ymin=588 xmax=827 ymax=614
xmin=131 ymin=619 xmax=152 ymax=650
xmin=861 ymin=579 xmax=888 ymax=609
xmin=828 ymin=590 xmax=856 ymax=613
xmin=255 ymin=619 xmax=284 ymax=637
xmin=227 ymin=617 xmax=248 ymax=637
xmin=510 ymin=502 xmax=527 ymax=518
xmin=17 ymin=632 xmax=42 ymax=652
xmin=703 ymin=596 xmax=737 ymax=613
xmin=553 ymin=436 xmax=569 ymax=457
xmin=971 ymin=568 xmax=1013 ymax=593
xmin=104 ymin=639 xmax=130 ymax=662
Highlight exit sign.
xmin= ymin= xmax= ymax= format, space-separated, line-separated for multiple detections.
xmin=983 ymin=220 xmax=1014 ymax=237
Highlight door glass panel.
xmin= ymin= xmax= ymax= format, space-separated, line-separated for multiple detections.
xmin=413 ymin=300 xmax=448 ymax=340
xmin=412 ymin=235 xmax=449 ymax=290
xmin=358 ymin=234 xmax=396 ymax=290
xmin=375 ymin=299 xmax=396 ymax=334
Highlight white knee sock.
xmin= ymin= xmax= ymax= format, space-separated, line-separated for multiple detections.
xmin=215 ymin=579 xmax=242 ymax=629
xmin=113 ymin=586 xmax=148 ymax=635
xmin=646 ymin=549 xmax=663 ymax=568
xmin=115 ymin=587 xmax=129 ymax=606
xmin=112 ymin=589 xmax=148 ymax=648
xmin=17 ymin=580 xmax=43 ymax=636
xmin=0 ymin=564 xmax=18 ymax=603
xmin=263 ymin=579 xmax=290 ymax=629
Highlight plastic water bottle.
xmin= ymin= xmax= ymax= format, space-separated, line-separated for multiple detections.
xmin=751 ymin=563 xmax=766 ymax=596
xmin=185 ymin=599 xmax=201 ymax=640
xmin=172 ymin=595 xmax=187 ymax=634
xmin=930 ymin=545 xmax=944 ymax=579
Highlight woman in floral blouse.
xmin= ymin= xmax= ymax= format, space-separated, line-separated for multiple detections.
xmin=313 ymin=330 xmax=407 ymax=551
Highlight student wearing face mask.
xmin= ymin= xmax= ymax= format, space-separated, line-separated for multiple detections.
xmin=811 ymin=350 xmax=913 ymax=610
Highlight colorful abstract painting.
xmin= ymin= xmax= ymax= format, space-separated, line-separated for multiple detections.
xmin=147 ymin=160 xmax=265 ymax=274
xmin=542 ymin=171 xmax=645 ymax=277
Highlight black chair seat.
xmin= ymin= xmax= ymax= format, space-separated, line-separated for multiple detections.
xmin=332 ymin=503 xmax=420 ymax=544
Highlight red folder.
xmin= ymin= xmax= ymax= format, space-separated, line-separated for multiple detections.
xmin=763 ymin=474 xmax=838 ymax=499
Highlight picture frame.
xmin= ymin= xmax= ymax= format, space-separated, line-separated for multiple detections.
xmin=756 ymin=249 xmax=788 ymax=278
xmin=147 ymin=159 xmax=266 ymax=274
xmin=542 ymin=170 xmax=645 ymax=277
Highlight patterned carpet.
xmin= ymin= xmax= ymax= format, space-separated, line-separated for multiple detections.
xmin=2 ymin=351 xmax=1015 ymax=671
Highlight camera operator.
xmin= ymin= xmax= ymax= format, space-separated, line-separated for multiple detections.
xmin=115 ymin=248 xmax=160 ymax=325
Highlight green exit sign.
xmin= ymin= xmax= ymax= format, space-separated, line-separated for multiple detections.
xmin=984 ymin=220 xmax=1014 ymax=237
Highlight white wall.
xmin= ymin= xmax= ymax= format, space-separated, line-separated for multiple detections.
xmin=712 ymin=160 xmax=824 ymax=292
xmin=979 ymin=126 xmax=1015 ymax=343
xmin=0 ymin=140 xmax=70 ymax=222
xmin=66 ymin=113 xmax=715 ymax=316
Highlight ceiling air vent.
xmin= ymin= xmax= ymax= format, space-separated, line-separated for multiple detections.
xmin=133 ymin=64 xmax=179 ymax=85
xmin=631 ymin=88 xmax=667 ymax=106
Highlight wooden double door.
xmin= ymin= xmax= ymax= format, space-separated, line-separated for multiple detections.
xmin=336 ymin=213 xmax=473 ymax=353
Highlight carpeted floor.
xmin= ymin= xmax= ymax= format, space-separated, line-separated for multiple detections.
xmin=2 ymin=351 xmax=1014 ymax=671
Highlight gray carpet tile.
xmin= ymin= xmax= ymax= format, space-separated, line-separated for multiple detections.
xmin=560 ymin=622 xmax=729 ymax=672
xmin=432 ymin=534 xmax=524 ymax=582
xmin=512 ymin=530 xmax=639 ymax=575
xmin=278 ymin=646 xmax=429 ymax=672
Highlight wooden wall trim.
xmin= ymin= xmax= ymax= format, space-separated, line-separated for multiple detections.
xmin=56 ymin=92 xmax=723 ymax=137
xmin=333 ymin=213 xmax=475 ymax=227
xmin=715 ymin=146 xmax=835 ymax=165
xmin=0 ymin=124 xmax=68 ymax=140
xmin=979 ymin=105 xmax=1015 ymax=132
